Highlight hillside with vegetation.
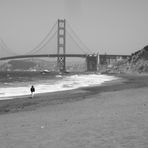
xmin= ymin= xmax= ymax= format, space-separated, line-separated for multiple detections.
xmin=112 ymin=45 xmax=148 ymax=74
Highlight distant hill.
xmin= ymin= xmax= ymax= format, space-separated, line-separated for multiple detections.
xmin=9 ymin=60 xmax=36 ymax=70
xmin=0 ymin=59 xmax=86 ymax=72
xmin=0 ymin=59 xmax=53 ymax=71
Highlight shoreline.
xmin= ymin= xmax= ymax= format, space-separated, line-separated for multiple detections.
xmin=0 ymin=73 xmax=148 ymax=115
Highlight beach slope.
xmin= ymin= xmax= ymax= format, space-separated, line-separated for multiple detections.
xmin=0 ymin=74 xmax=148 ymax=147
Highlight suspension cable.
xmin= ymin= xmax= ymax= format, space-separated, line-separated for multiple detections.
xmin=66 ymin=30 xmax=87 ymax=54
xmin=26 ymin=20 xmax=58 ymax=55
xmin=66 ymin=21 xmax=92 ymax=54
xmin=0 ymin=38 xmax=16 ymax=55
xmin=31 ymin=30 xmax=57 ymax=54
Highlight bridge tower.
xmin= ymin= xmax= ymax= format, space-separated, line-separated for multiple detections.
xmin=57 ymin=19 xmax=66 ymax=72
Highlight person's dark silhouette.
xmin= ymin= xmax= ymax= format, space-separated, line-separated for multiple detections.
xmin=30 ymin=85 xmax=35 ymax=98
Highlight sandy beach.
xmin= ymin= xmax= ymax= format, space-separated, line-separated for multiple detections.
xmin=1 ymin=74 xmax=148 ymax=147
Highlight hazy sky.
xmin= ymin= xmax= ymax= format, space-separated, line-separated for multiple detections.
xmin=0 ymin=0 xmax=148 ymax=55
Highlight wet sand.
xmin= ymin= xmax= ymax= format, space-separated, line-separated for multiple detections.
xmin=0 ymin=74 xmax=148 ymax=147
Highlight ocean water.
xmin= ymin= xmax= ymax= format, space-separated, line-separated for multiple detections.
xmin=0 ymin=72 xmax=118 ymax=100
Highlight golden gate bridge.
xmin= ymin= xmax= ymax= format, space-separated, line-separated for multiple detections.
xmin=0 ymin=19 xmax=130 ymax=72
xmin=0 ymin=19 xmax=98 ymax=72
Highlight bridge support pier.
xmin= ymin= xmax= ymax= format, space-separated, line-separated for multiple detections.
xmin=86 ymin=54 xmax=98 ymax=71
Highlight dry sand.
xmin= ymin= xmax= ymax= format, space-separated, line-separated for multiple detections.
xmin=0 ymin=74 xmax=148 ymax=147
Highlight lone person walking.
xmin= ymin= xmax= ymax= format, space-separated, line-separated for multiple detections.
xmin=30 ymin=85 xmax=35 ymax=98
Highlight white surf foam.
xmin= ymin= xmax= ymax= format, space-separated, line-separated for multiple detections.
xmin=0 ymin=74 xmax=118 ymax=100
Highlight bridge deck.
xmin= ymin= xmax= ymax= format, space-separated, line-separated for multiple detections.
xmin=0 ymin=54 xmax=131 ymax=61
xmin=0 ymin=54 xmax=87 ymax=60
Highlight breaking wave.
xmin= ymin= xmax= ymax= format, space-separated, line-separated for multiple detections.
xmin=0 ymin=73 xmax=118 ymax=100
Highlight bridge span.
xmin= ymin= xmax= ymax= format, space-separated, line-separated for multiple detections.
xmin=0 ymin=19 xmax=99 ymax=72
xmin=0 ymin=19 xmax=131 ymax=72
xmin=0 ymin=54 xmax=87 ymax=60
